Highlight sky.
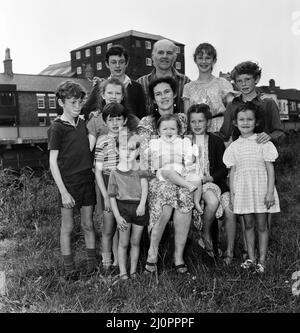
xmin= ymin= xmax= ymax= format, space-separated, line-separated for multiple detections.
xmin=1 ymin=0 xmax=300 ymax=89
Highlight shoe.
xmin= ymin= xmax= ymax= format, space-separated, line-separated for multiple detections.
xmin=240 ymin=259 xmax=255 ymax=269
xmin=198 ymin=237 xmax=214 ymax=258
xmin=223 ymin=255 xmax=233 ymax=266
xmin=119 ymin=274 xmax=129 ymax=281
xmin=242 ymin=250 xmax=249 ymax=261
xmin=130 ymin=272 xmax=138 ymax=279
xmin=174 ymin=263 xmax=189 ymax=274
xmin=144 ymin=262 xmax=157 ymax=274
xmin=255 ymin=263 xmax=265 ymax=274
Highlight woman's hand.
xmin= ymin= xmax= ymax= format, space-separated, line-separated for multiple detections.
xmin=61 ymin=191 xmax=75 ymax=209
xmin=264 ymin=191 xmax=275 ymax=209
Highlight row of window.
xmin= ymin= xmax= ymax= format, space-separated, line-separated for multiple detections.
xmin=36 ymin=93 xmax=56 ymax=109
xmin=76 ymin=60 xmax=182 ymax=75
xmin=37 ymin=113 xmax=58 ymax=126
xmin=75 ymin=41 xmax=181 ymax=60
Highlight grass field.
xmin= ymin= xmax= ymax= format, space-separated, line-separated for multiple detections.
xmin=0 ymin=132 xmax=299 ymax=313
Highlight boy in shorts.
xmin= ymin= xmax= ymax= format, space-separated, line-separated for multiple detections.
xmin=48 ymin=80 xmax=97 ymax=281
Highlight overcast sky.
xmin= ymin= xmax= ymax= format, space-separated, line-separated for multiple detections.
xmin=1 ymin=0 xmax=300 ymax=89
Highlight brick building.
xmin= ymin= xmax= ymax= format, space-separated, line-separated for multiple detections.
xmin=40 ymin=30 xmax=186 ymax=80
xmin=0 ymin=49 xmax=92 ymax=169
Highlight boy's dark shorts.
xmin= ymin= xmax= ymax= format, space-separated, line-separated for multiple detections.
xmin=60 ymin=169 xmax=96 ymax=209
xmin=116 ymin=200 xmax=149 ymax=227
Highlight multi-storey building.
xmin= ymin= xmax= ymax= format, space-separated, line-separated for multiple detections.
xmin=0 ymin=49 xmax=92 ymax=169
xmin=40 ymin=30 xmax=186 ymax=80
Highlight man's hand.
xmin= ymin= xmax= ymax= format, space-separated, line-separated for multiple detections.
xmin=256 ymin=132 xmax=271 ymax=144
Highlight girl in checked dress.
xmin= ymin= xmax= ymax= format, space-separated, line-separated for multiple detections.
xmin=223 ymin=102 xmax=280 ymax=273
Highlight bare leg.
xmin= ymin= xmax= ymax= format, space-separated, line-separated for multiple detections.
xmin=161 ymin=170 xmax=198 ymax=193
xmin=130 ymin=225 xmax=144 ymax=275
xmin=173 ymin=210 xmax=192 ymax=268
xmin=118 ymin=224 xmax=131 ymax=277
xmin=193 ymin=182 xmax=203 ymax=213
xmin=146 ymin=205 xmax=173 ymax=271
xmin=202 ymin=190 xmax=219 ymax=248
xmin=223 ymin=205 xmax=236 ymax=263
xmin=101 ymin=211 xmax=116 ymax=267
xmin=112 ymin=230 xmax=119 ymax=266
xmin=80 ymin=205 xmax=95 ymax=249
xmin=256 ymin=213 xmax=269 ymax=265
xmin=60 ymin=208 xmax=74 ymax=255
xmin=240 ymin=215 xmax=248 ymax=257
xmin=243 ymin=214 xmax=256 ymax=262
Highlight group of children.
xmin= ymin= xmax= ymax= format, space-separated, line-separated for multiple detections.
xmin=47 ymin=46 xmax=284 ymax=281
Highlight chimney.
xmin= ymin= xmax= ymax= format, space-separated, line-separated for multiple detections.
xmin=3 ymin=48 xmax=13 ymax=77
xmin=269 ymin=79 xmax=275 ymax=88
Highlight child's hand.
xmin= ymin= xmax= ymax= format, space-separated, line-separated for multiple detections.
xmin=104 ymin=196 xmax=111 ymax=212
xmin=136 ymin=204 xmax=145 ymax=216
xmin=264 ymin=191 xmax=275 ymax=209
xmin=116 ymin=216 xmax=128 ymax=232
xmin=202 ymin=176 xmax=213 ymax=184
xmin=256 ymin=132 xmax=271 ymax=144
xmin=61 ymin=192 xmax=75 ymax=209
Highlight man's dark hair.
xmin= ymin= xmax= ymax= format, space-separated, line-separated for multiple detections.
xmin=105 ymin=45 xmax=129 ymax=64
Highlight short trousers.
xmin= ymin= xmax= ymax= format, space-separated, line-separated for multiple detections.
xmin=117 ymin=200 xmax=149 ymax=227
xmin=60 ymin=170 xmax=96 ymax=208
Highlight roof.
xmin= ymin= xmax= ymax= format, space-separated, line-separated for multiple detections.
xmin=258 ymin=85 xmax=300 ymax=102
xmin=39 ymin=61 xmax=73 ymax=77
xmin=71 ymin=30 xmax=184 ymax=51
xmin=0 ymin=73 xmax=92 ymax=93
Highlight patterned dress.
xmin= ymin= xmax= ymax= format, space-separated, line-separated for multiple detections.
xmin=223 ymin=134 xmax=280 ymax=214
xmin=137 ymin=113 xmax=193 ymax=230
xmin=183 ymin=77 xmax=235 ymax=132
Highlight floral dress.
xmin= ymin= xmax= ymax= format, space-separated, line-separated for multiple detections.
xmin=137 ymin=113 xmax=193 ymax=231
xmin=183 ymin=77 xmax=235 ymax=133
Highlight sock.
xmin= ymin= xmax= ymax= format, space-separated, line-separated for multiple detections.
xmin=86 ymin=248 xmax=97 ymax=273
xmin=102 ymin=252 xmax=112 ymax=268
xmin=62 ymin=255 xmax=75 ymax=274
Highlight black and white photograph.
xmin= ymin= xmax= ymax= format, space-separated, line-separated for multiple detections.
xmin=0 ymin=0 xmax=299 ymax=317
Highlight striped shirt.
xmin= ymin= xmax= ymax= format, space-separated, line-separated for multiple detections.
xmin=137 ymin=68 xmax=190 ymax=115
xmin=94 ymin=134 xmax=119 ymax=175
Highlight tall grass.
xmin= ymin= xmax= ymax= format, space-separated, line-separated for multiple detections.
xmin=0 ymin=133 xmax=299 ymax=313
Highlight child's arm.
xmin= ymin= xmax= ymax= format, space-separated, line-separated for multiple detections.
xmin=49 ymin=150 xmax=75 ymax=208
xmin=264 ymin=161 xmax=275 ymax=209
xmin=229 ymin=165 xmax=236 ymax=210
xmin=88 ymin=134 xmax=97 ymax=152
xmin=136 ymin=178 xmax=148 ymax=216
xmin=94 ymin=161 xmax=111 ymax=211
xmin=110 ymin=197 xmax=128 ymax=231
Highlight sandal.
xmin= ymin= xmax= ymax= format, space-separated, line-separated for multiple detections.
xmin=198 ymin=237 xmax=214 ymax=258
xmin=130 ymin=272 xmax=138 ymax=279
xmin=255 ymin=263 xmax=265 ymax=274
xmin=223 ymin=255 xmax=233 ymax=266
xmin=240 ymin=259 xmax=255 ymax=269
xmin=144 ymin=262 xmax=157 ymax=274
xmin=174 ymin=263 xmax=189 ymax=274
xmin=119 ymin=274 xmax=129 ymax=281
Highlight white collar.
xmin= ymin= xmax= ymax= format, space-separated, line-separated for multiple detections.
xmin=240 ymin=133 xmax=257 ymax=140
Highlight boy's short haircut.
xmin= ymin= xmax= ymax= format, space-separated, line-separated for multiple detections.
xmin=56 ymin=80 xmax=86 ymax=102
xmin=231 ymin=61 xmax=262 ymax=81
xmin=193 ymin=43 xmax=217 ymax=62
xmin=101 ymin=77 xmax=126 ymax=96
xmin=148 ymin=76 xmax=177 ymax=101
xmin=157 ymin=113 xmax=182 ymax=135
xmin=105 ymin=44 xmax=129 ymax=64
xmin=102 ymin=102 xmax=128 ymax=123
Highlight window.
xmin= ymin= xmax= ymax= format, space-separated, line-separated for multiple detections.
xmin=135 ymin=40 xmax=141 ymax=47
xmin=291 ymin=101 xmax=297 ymax=111
xmin=107 ymin=43 xmax=113 ymax=50
xmin=175 ymin=62 xmax=181 ymax=70
xmin=97 ymin=62 xmax=102 ymax=71
xmin=48 ymin=94 xmax=56 ymax=109
xmin=96 ymin=46 xmax=101 ymax=54
xmin=76 ymin=51 xmax=81 ymax=60
xmin=38 ymin=113 xmax=47 ymax=126
xmin=175 ymin=46 xmax=181 ymax=54
xmin=36 ymin=94 xmax=45 ymax=109
xmin=77 ymin=67 xmax=82 ymax=75
xmin=0 ymin=92 xmax=16 ymax=106
xmin=85 ymin=49 xmax=91 ymax=57
xmin=146 ymin=58 xmax=152 ymax=66
xmin=145 ymin=41 xmax=151 ymax=49
xmin=49 ymin=113 xmax=58 ymax=123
